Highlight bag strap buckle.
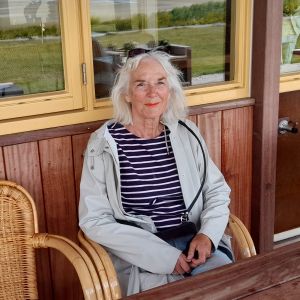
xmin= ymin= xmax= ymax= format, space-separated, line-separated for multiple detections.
xmin=181 ymin=212 xmax=189 ymax=223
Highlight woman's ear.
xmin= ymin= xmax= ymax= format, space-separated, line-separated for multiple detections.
xmin=125 ymin=95 xmax=131 ymax=103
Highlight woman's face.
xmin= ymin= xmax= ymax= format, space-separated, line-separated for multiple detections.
xmin=126 ymin=58 xmax=170 ymax=124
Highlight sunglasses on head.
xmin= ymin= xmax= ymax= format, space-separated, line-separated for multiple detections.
xmin=127 ymin=46 xmax=169 ymax=58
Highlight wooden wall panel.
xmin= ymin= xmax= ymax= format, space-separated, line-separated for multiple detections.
xmin=197 ymin=112 xmax=222 ymax=169
xmin=72 ymin=133 xmax=91 ymax=208
xmin=275 ymin=91 xmax=300 ymax=233
xmin=2 ymin=142 xmax=53 ymax=300
xmin=39 ymin=137 xmax=82 ymax=300
xmin=0 ymin=100 xmax=254 ymax=299
xmin=0 ymin=147 xmax=6 ymax=179
xmin=221 ymin=107 xmax=253 ymax=229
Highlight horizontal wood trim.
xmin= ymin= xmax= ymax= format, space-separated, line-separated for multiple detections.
xmin=0 ymin=121 xmax=104 ymax=147
xmin=0 ymin=98 xmax=255 ymax=147
xmin=188 ymin=97 xmax=255 ymax=115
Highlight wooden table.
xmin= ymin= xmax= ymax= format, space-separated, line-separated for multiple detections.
xmin=124 ymin=241 xmax=300 ymax=299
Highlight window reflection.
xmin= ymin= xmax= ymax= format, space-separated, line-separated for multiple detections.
xmin=90 ymin=0 xmax=232 ymax=99
xmin=0 ymin=0 xmax=64 ymax=98
xmin=281 ymin=0 xmax=300 ymax=74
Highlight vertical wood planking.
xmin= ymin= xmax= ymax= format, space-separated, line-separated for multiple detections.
xmin=187 ymin=115 xmax=197 ymax=123
xmin=39 ymin=136 xmax=82 ymax=300
xmin=222 ymin=107 xmax=253 ymax=230
xmin=197 ymin=112 xmax=222 ymax=169
xmin=0 ymin=147 xmax=6 ymax=179
xmin=72 ymin=133 xmax=91 ymax=208
xmin=0 ymin=103 xmax=254 ymax=299
xmin=275 ymin=91 xmax=300 ymax=233
xmin=3 ymin=142 xmax=53 ymax=300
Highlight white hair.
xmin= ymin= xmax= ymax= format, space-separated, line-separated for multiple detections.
xmin=110 ymin=51 xmax=187 ymax=125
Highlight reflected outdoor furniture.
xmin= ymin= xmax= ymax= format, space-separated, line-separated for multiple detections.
xmin=168 ymin=44 xmax=192 ymax=86
xmin=282 ymin=16 xmax=300 ymax=64
xmin=127 ymin=44 xmax=192 ymax=86
xmin=78 ymin=230 xmax=122 ymax=300
xmin=0 ymin=82 xmax=24 ymax=98
xmin=92 ymin=38 xmax=122 ymax=98
xmin=78 ymin=213 xmax=254 ymax=299
xmin=0 ymin=180 xmax=101 ymax=300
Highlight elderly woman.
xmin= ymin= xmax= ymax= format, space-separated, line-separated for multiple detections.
xmin=79 ymin=51 xmax=232 ymax=296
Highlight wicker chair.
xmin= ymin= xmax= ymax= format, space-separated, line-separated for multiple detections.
xmin=0 ymin=180 xmax=103 ymax=300
xmin=78 ymin=230 xmax=122 ymax=300
xmin=228 ymin=213 xmax=257 ymax=259
xmin=78 ymin=213 xmax=255 ymax=299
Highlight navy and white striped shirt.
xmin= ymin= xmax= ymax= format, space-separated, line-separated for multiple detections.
xmin=108 ymin=122 xmax=186 ymax=231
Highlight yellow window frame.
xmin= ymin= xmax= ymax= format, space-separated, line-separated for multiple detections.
xmin=0 ymin=0 xmax=252 ymax=135
xmin=0 ymin=0 xmax=85 ymax=121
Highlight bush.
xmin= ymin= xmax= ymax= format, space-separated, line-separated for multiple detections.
xmin=283 ymin=0 xmax=300 ymax=16
xmin=115 ymin=19 xmax=132 ymax=31
xmin=93 ymin=1 xmax=226 ymax=31
xmin=0 ymin=25 xmax=59 ymax=40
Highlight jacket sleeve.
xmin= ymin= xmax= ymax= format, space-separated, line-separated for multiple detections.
xmin=78 ymin=135 xmax=181 ymax=274
xmin=186 ymin=120 xmax=231 ymax=250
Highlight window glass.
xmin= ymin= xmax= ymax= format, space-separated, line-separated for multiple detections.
xmin=90 ymin=0 xmax=232 ymax=99
xmin=281 ymin=0 xmax=300 ymax=74
xmin=0 ymin=0 xmax=64 ymax=98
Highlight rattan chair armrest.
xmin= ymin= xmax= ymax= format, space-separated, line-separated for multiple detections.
xmin=52 ymin=234 xmax=104 ymax=300
xmin=78 ymin=230 xmax=122 ymax=300
xmin=78 ymin=230 xmax=112 ymax=300
xmin=228 ymin=216 xmax=252 ymax=258
xmin=230 ymin=214 xmax=257 ymax=256
xmin=32 ymin=233 xmax=99 ymax=300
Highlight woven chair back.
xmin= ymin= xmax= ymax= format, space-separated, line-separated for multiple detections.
xmin=0 ymin=181 xmax=39 ymax=300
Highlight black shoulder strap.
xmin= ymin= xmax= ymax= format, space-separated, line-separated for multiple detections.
xmin=178 ymin=120 xmax=207 ymax=222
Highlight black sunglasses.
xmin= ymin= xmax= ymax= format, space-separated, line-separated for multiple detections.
xmin=127 ymin=46 xmax=170 ymax=58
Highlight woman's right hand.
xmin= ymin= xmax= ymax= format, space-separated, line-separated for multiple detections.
xmin=172 ymin=253 xmax=191 ymax=275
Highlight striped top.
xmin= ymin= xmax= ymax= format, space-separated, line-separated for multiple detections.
xmin=108 ymin=122 xmax=186 ymax=231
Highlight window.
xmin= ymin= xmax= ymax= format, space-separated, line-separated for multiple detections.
xmin=89 ymin=0 xmax=251 ymax=105
xmin=280 ymin=0 xmax=300 ymax=92
xmin=0 ymin=1 xmax=64 ymax=97
xmin=90 ymin=0 xmax=231 ymax=99
xmin=89 ymin=0 xmax=251 ymax=107
xmin=0 ymin=0 xmax=252 ymax=135
xmin=0 ymin=0 xmax=84 ymax=121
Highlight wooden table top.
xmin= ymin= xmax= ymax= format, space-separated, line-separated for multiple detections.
xmin=123 ymin=241 xmax=300 ymax=300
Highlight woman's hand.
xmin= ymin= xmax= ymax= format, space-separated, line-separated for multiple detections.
xmin=172 ymin=253 xmax=191 ymax=275
xmin=187 ymin=233 xmax=212 ymax=268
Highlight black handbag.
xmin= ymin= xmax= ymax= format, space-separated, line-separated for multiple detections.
xmin=154 ymin=221 xmax=197 ymax=241
xmin=116 ymin=219 xmax=197 ymax=256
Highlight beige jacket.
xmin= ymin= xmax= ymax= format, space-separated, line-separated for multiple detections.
xmin=79 ymin=119 xmax=231 ymax=295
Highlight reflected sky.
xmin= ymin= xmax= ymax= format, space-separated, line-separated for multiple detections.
xmin=0 ymin=0 xmax=220 ymax=25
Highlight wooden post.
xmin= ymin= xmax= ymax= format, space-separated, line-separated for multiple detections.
xmin=251 ymin=0 xmax=283 ymax=252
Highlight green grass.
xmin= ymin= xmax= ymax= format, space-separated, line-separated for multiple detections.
xmin=1 ymin=25 xmax=225 ymax=94
xmin=97 ymin=26 xmax=226 ymax=77
xmin=0 ymin=26 xmax=225 ymax=94
xmin=0 ymin=39 xmax=64 ymax=95
xmin=158 ymin=26 xmax=226 ymax=75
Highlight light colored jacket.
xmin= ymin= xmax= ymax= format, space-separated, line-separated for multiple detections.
xmin=79 ymin=119 xmax=231 ymax=295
